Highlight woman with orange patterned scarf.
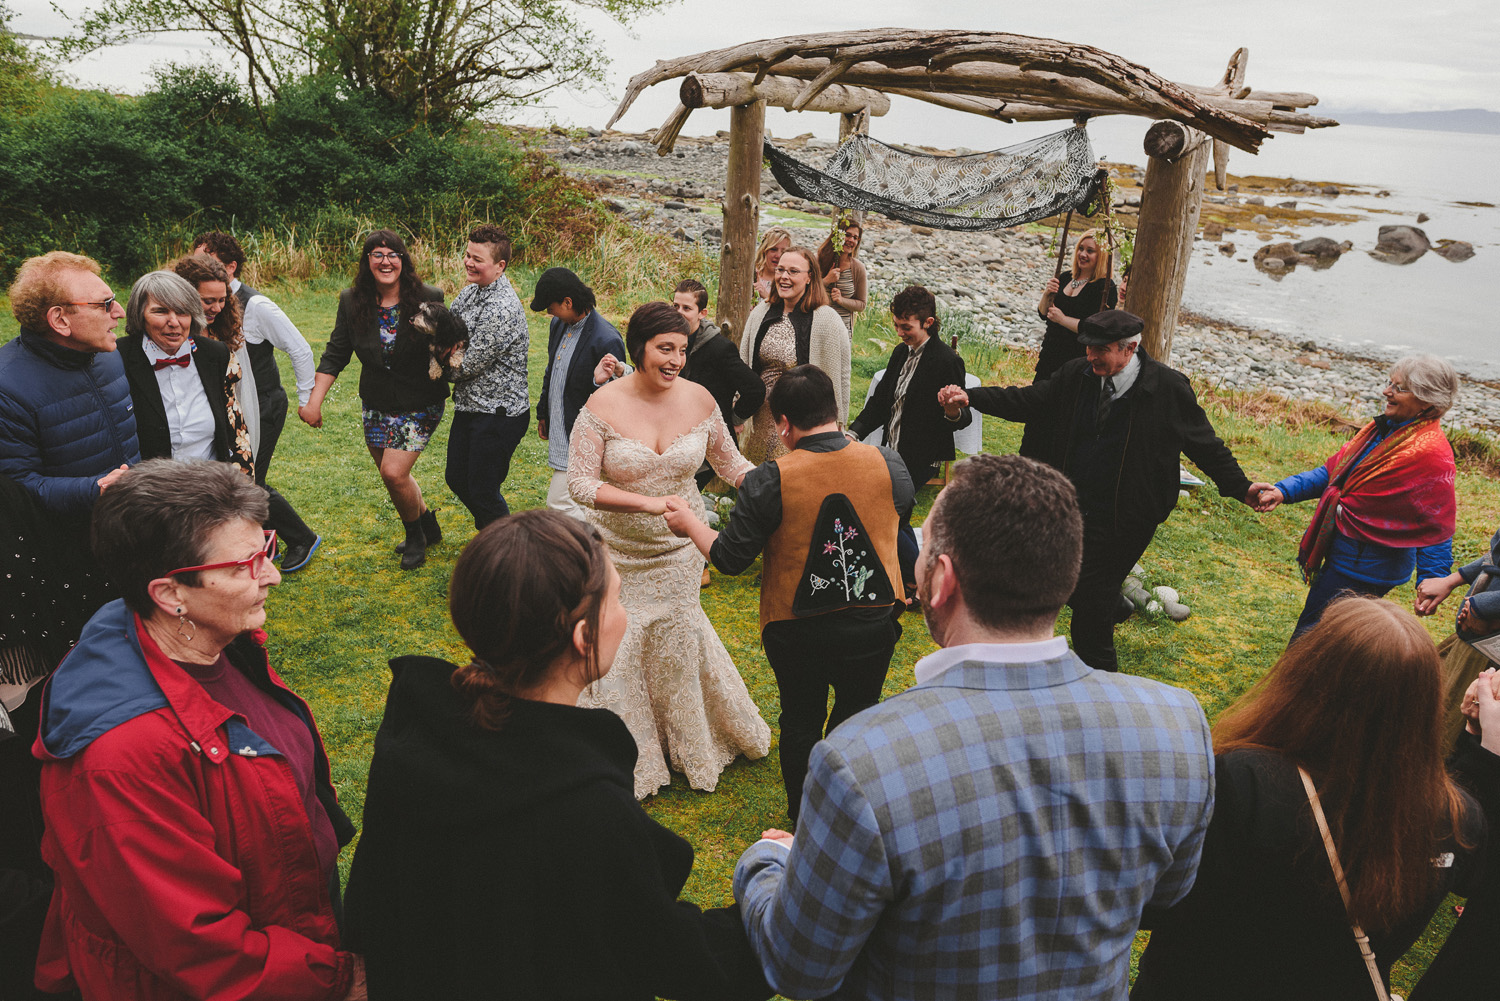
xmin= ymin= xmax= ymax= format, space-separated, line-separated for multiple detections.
xmin=1255 ymin=355 xmax=1460 ymax=640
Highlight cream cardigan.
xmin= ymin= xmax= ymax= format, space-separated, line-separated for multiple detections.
xmin=739 ymin=302 xmax=851 ymax=433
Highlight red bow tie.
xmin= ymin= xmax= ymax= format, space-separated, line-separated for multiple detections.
xmin=153 ymin=355 xmax=191 ymax=370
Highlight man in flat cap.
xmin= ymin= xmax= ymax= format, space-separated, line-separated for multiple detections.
xmin=940 ymin=309 xmax=1271 ymax=672
xmin=531 ymin=267 xmax=625 ymax=519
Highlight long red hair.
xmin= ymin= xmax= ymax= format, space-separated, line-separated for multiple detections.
xmin=1213 ymin=596 xmax=1471 ymax=932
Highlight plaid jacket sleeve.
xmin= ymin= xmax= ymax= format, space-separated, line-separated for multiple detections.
xmin=733 ymin=741 xmax=893 ymax=998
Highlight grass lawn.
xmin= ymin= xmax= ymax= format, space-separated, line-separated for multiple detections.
xmin=4 ymin=270 xmax=1496 ymax=994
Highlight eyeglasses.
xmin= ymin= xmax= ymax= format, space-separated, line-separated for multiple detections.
xmin=773 ymin=267 xmax=807 ymax=277
xmin=369 ymin=251 xmax=402 ymax=262
xmin=167 ymin=530 xmax=277 ymax=580
xmin=58 ymin=296 xmax=118 ymax=311
xmin=1386 ymin=380 xmax=1412 ymax=394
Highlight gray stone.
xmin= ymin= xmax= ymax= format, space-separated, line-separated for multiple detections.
xmin=664 ymin=200 xmax=687 ymax=209
xmin=1371 ymin=224 xmax=1430 ymax=264
xmin=1203 ymin=220 xmax=1225 ymax=239
xmin=1435 ymin=241 xmax=1476 ymax=262
xmin=1294 ymin=237 xmax=1344 ymax=257
xmin=604 ymin=199 xmax=625 ymax=213
xmin=1219 ymin=242 xmax=1236 ymax=255
xmin=1246 ymin=195 xmax=1265 ymax=206
xmin=1417 ymin=212 xmax=1430 ymax=223
xmin=1251 ymin=214 xmax=1270 ymax=226
xmin=1321 ymin=185 xmax=1340 ymax=196
xmin=1164 ymin=601 xmax=1192 ymax=622
xmin=1262 ymin=257 xmax=1286 ymax=271
xmin=1277 ymin=200 xmax=1298 ymax=210
xmin=701 ymin=226 xmax=723 ymax=241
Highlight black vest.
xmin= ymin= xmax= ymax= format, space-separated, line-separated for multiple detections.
xmin=1068 ymin=377 xmax=1134 ymax=519
xmin=236 ymin=282 xmax=282 ymax=397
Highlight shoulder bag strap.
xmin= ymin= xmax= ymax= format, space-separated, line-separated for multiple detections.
xmin=1299 ymin=766 xmax=1390 ymax=1001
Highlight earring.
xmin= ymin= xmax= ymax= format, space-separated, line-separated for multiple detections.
xmin=177 ymin=613 xmax=196 ymax=643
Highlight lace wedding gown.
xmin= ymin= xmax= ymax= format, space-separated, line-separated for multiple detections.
xmin=567 ymin=405 xmax=772 ymax=798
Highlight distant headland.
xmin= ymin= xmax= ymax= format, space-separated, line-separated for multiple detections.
xmin=1326 ymin=108 xmax=1500 ymax=135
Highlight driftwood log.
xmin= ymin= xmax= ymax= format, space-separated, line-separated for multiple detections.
xmin=1133 ymin=121 xmax=1211 ymax=362
xmin=716 ymin=100 xmax=765 ymax=346
xmin=606 ymin=29 xmax=1342 ymax=154
xmin=680 ymin=73 xmax=889 ymax=116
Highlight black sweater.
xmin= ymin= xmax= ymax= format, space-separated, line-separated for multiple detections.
xmin=316 ymin=285 xmax=448 ymax=412
xmin=683 ymin=320 xmax=764 ymax=437
xmin=343 ymin=656 xmax=771 ymax=1001
xmin=1133 ymin=748 xmax=1484 ymax=1001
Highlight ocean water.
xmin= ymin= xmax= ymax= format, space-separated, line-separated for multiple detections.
xmin=1070 ymin=118 xmax=1500 ymax=380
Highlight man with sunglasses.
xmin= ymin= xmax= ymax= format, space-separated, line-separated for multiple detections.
xmin=0 ymin=251 xmax=140 ymax=1001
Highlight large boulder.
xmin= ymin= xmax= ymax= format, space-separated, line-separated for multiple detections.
xmin=1294 ymin=237 xmax=1345 ymax=258
xmin=888 ymin=235 xmax=927 ymax=261
xmin=1371 ymin=225 xmax=1430 ymax=265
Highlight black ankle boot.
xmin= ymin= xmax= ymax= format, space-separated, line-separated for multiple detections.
xmin=395 ymin=509 xmax=442 ymax=554
xmin=399 ymin=517 xmax=427 ymax=569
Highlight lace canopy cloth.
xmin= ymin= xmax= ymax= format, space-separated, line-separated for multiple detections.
xmin=765 ymin=126 xmax=1106 ymax=232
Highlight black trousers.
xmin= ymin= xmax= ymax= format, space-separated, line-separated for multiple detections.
xmin=0 ymin=691 xmax=55 ymax=1001
xmin=256 ymin=387 xmax=317 ymax=548
xmin=896 ymin=460 xmax=938 ymax=588
xmin=1067 ymin=516 xmax=1158 ymax=673
xmin=761 ymin=611 xmax=901 ymax=824
xmin=445 ymin=409 xmax=530 ymax=530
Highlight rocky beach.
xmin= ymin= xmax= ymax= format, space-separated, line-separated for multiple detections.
xmin=536 ymin=127 xmax=1499 ymax=437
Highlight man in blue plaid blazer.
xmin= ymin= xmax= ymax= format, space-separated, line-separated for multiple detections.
xmin=733 ymin=454 xmax=1214 ymax=1000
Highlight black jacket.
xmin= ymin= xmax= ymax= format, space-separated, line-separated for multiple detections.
xmin=536 ymin=310 xmax=625 ymax=440
xmin=1134 ymin=747 xmax=1484 ymax=1001
xmin=963 ymin=349 xmax=1252 ymax=533
xmin=120 ymin=331 xmax=232 ymax=462
xmin=849 ymin=335 xmax=972 ymax=472
xmin=344 ymin=656 xmax=771 ymax=1001
xmin=683 ymin=320 xmax=764 ymax=436
xmin=316 ymin=284 xmax=447 ymax=412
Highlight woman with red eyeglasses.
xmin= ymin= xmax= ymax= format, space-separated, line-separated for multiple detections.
xmin=30 ymin=458 xmax=366 ymax=1001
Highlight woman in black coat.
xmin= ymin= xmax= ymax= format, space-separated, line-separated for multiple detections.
xmin=1132 ymin=597 xmax=1486 ymax=1001
xmin=119 ymin=269 xmax=241 ymax=468
xmin=344 ymin=510 xmax=771 ymax=1001
xmin=303 ymin=230 xmax=447 ymax=568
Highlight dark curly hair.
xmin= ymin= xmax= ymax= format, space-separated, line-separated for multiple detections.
xmin=351 ymin=229 xmax=426 ymax=352
xmin=172 ymin=254 xmax=244 ymax=352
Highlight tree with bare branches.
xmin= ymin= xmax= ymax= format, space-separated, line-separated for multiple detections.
xmin=59 ymin=0 xmax=672 ymax=122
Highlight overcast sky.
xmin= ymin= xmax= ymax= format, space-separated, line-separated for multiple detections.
xmin=12 ymin=0 xmax=1498 ymax=147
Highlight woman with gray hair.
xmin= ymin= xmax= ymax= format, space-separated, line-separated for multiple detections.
xmin=1256 ymin=354 xmax=1461 ymax=638
xmin=119 ymin=269 xmax=247 ymax=471
xmin=31 ymin=459 xmax=365 ymax=1000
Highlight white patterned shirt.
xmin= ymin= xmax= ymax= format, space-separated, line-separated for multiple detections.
xmin=449 ymin=276 xmax=529 ymax=416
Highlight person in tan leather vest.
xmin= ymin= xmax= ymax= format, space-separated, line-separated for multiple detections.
xmin=666 ymin=365 xmax=913 ymax=824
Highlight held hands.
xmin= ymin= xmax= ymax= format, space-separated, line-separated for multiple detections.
xmin=593 ymin=354 xmax=626 ymax=385
xmin=760 ymin=828 xmax=794 ymax=846
xmin=1414 ymin=572 xmax=1465 ymax=616
xmin=537 ymin=419 xmax=548 ymax=441
xmin=96 ymin=464 xmax=129 ymax=494
xmin=1250 ymin=484 xmax=1284 ymax=513
xmin=662 ymin=495 xmax=697 ymax=536
xmin=1461 ymin=669 xmax=1500 ymax=755
xmin=937 ymin=384 xmax=969 ymax=419
xmin=1245 ymin=482 xmax=1281 ymax=512
xmin=298 ymin=403 xmax=322 ymax=428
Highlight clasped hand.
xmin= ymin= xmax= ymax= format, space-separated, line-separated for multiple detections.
xmin=594 ymin=354 xmax=627 ymax=385
xmin=936 ymin=384 xmax=969 ymax=419
xmin=1461 ymin=668 xmax=1500 ymax=755
xmin=661 ymin=495 xmax=696 ymax=536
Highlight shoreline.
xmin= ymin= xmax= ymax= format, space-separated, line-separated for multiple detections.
xmin=529 ymin=126 xmax=1499 ymax=437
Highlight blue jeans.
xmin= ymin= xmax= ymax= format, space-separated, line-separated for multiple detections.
xmin=1291 ymin=563 xmax=1394 ymax=641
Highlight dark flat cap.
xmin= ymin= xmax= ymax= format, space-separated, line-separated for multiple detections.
xmin=529 ymin=267 xmax=593 ymax=312
xmin=1076 ymin=309 xmax=1145 ymax=346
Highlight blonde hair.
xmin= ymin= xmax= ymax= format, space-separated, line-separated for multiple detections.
xmin=1071 ymin=230 xmax=1112 ymax=283
xmin=754 ymin=227 xmax=794 ymax=277
xmin=8 ymin=251 xmax=104 ymax=330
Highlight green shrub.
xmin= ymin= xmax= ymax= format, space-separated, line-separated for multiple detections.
xmin=0 ymin=66 xmax=604 ymax=281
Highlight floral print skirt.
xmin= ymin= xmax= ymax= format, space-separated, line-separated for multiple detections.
xmin=361 ymin=402 xmax=445 ymax=452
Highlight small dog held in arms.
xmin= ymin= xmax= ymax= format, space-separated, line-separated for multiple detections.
xmin=411 ymin=301 xmax=469 ymax=380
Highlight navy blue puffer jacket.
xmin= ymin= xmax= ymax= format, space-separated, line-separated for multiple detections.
xmin=0 ymin=328 xmax=140 ymax=514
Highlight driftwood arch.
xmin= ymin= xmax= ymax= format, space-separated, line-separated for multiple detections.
xmin=607 ymin=29 xmax=1337 ymax=361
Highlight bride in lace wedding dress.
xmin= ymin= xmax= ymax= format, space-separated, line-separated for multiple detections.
xmin=567 ymin=302 xmax=771 ymax=798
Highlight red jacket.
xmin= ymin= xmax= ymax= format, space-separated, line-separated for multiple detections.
xmin=32 ymin=600 xmax=356 ymax=1000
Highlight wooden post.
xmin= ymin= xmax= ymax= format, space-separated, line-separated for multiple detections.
xmin=1131 ymin=120 xmax=1211 ymax=363
xmin=718 ymin=100 xmax=766 ymax=346
xmin=838 ymin=108 xmax=870 ymax=229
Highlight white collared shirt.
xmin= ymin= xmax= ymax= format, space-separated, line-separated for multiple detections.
xmin=143 ymin=337 xmax=217 ymax=461
xmin=232 ymin=278 xmax=316 ymax=405
xmin=1104 ymin=351 xmax=1142 ymax=402
xmin=913 ymin=638 xmax=1070 ymax=684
